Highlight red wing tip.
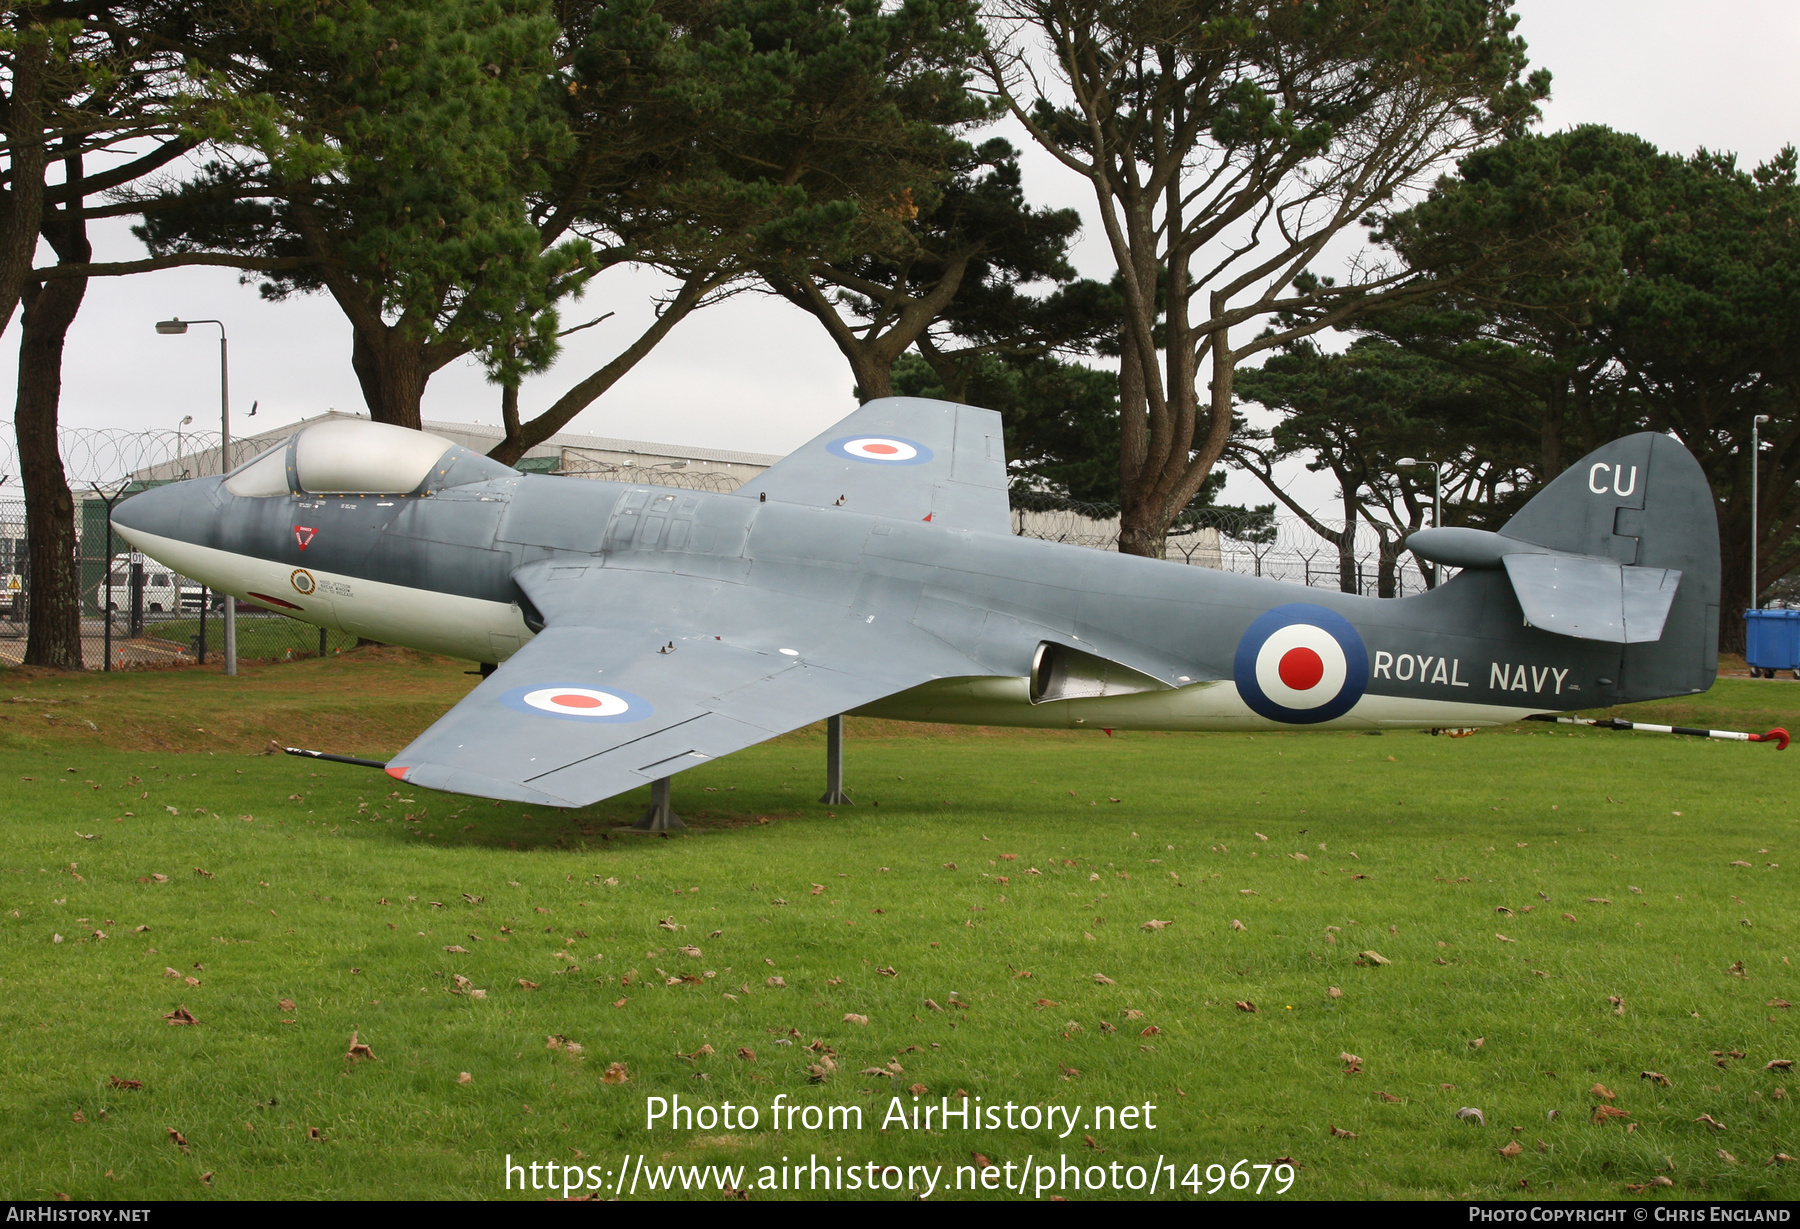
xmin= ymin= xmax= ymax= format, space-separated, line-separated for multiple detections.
xmin=384 ymin=765 xmax=409 ymax=780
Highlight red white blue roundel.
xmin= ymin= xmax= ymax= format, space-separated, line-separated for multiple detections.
xmin=1233 ymin=603 xmax=1369 ymax=725
xmin=827 ymin=435 xmax=933 ymax=465
xmin=501 ymin=684 xmax=651 ymax=723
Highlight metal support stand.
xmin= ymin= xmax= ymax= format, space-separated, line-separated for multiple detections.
xmin=319 ymin=625 xmax=329 ymax=659
xmin=197 ymin=588 xmax=208 ymax=663
xmin=629 ymin=777 xmax=685 ymax=831
xmin=820 ymin=714 xmax=852 ymax=805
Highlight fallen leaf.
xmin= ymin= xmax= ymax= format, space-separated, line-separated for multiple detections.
xmin=1765 ymin=1059 xmax=1794 ymax=1071
xmin=767 ymin=976 xmax=786 ymax=988
xmin=843 ymin=1013 xmax=869 ymax=1025
xmin=345 ymin=1031 xmax=375 ymax=1061
xmin=1378 ymin=1091 xmax=1401 ymax=1103
xmin=1093 ymin=973 xmax=1115 ymax=985
xmin=602 ymin=1063 xmax=629 ymax=1085
xmin=1140 ymin=1025 xmax=1162 ymax=1036
xmin=167 ymin=1127 xmax=189 ymax=1152
xmin=737 ymin=1048 xmax=755 ymax=1061
xmin=1495 ymin=933 xmax=1516 ymax=943
xmin=1455 ymin=1107 xmax=1485 ymax=1126
xmin=1695 ymin=1113 xmax=1726 ymax=1131
xmin=1234 ymin=1000 xmax=1257 ymax=1013
xmin=443 ymin=945 xmax=468 ymax=954
xmin=1608 ymin=995 xmax=1625 ymax=1015
xmin=1591 ymin=1083 xmax=1617 ymax=1101
xmin=1470 ymin=1037 xmax=1486 ymax=1049
xmin=1328 ymin=1125 xmax=1358 ymax=1138
xmin=1499 ymin=1141 xmax=1523 ymax=1158
xmin=1592 ymin=1105 xmax=1631 ymax=1125
xmin=163 ymin=1005 xmax=198 ymax=1026
xmin=518 ymin=980 xmax=539 ymax=990
xmin=1357 ymin=950 xmax=1392 ymax=966
xmin=1719 ymin=1150 xmax=1740 ymax=1165
xmin=279 ymin=998 xmax=297 ymax=1011
xmin=972 ymin=1152 xmax=993 ymax=1169
xmin=1328 ymin=986 xmax=1343 ymax=999
xmin=1141 ymin=919 xmax=1173 ymax=931
xmin=109 ymin=1077 xmax=142 ymax=1091
xmin=1641 ymin=1071 xmax=1671 ymax=1087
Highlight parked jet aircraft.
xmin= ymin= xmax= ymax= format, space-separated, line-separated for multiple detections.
xmin=109 ymin=399 xmax=1720 ymax=819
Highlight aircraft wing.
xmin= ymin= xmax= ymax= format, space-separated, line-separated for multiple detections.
xmin=384 ymin=565 xmax=980 ymax=807
xmin=734 ymin=396 xmax=1011 ymax=532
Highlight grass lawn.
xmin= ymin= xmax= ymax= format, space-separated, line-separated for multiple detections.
xmin=1 ymin=649 xmax=1797 ymax=1201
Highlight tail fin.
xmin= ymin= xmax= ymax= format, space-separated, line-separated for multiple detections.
xmin=1500 ymin=432 xmax=1720 ymax=700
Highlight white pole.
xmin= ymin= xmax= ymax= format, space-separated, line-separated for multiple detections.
xmin=219 ymin=328 xmax=236 ymax=676
xmin=1752 ymin=415 xmax=1769 ymax=614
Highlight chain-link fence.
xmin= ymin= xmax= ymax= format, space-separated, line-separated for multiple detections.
xmin=0 ymin=424 xmax=353 ymax=669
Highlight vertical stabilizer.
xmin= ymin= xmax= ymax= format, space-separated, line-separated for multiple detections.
xmin=1498 ymin=433 xmax=1719 ymax=699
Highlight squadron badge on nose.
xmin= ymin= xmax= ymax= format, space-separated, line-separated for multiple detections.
xmin=1233 ymin=603 xmax=1369 ymax=724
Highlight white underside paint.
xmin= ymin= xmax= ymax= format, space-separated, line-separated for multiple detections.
xmin=856 ymin=675 xmax=1540 ymax=731
xmin=112 ymin=525 xmax=532 ymax=664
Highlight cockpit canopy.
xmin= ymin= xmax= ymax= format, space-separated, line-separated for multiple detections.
xmin=224 ymin=419 xmax=515 ymax=497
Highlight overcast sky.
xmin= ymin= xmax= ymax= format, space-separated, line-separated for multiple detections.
xmin=11 ymin=0 xmax=1800 ymax=511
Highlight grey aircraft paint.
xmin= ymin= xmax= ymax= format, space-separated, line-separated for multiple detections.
xmin=108 ymin=399 xmax=1721 ymax=808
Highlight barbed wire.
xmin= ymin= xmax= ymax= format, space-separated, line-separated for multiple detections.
xmin=0 ymin=421 xmax=267 ymax=489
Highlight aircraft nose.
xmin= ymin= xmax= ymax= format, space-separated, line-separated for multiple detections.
xmin=110 ymin=478 xmax=212 ymax=546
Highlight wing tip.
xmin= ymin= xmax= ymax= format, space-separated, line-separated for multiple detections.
xmin=384 ymin=765 xmax=409 ymax=781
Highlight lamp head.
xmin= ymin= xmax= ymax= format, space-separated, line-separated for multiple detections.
xmin=155 ymin=318 xmax=188 ymax=335
xmin=178 ymin=415 xmax=193 ymax=427
xmin=1395 ymin=457 xmax=1418 ymax=467
xmin=1755 ymin=415 xmax=1771 ymax=424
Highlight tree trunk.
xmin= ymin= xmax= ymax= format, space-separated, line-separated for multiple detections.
xmin=1338 ymin=492 xmax=1359 ymax=595
xmin=850 ymin=351 xmax=894 ymax=404
xmin=0 ymin=39 xmax=47 ymax=340
xmin=350 ymin=326 xmax=428 ymax=429
xmin=15 ymin=273 xmax=86 ymax=668
xmin=1376 ymin=529 xmax=1398 ymax=599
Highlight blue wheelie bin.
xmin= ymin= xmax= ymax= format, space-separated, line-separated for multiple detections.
xmin=1745 ymin=608 xmax=1800 ymax=679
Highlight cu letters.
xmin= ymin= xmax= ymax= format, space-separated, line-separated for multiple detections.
xmin=1588 ymin=463 xmax=1638 ymax=497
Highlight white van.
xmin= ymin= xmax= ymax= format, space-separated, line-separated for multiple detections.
xmin=99 ymin=552 xmax=197 ymax=614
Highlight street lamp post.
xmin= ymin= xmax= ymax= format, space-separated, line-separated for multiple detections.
xmin=1395 ymin=457 xmax=1443 ymax=589
xmin=1752 ymin=414 xmax=1770 ymax=612
xmin=156 ymin=317 xmax=235 ymax=676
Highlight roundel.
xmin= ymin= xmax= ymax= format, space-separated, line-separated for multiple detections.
xmin=501 ymin=684 xmax=652 ymax=723
xmin=290 ymin=569 xmax=316 ymax=596
xmin=826 ymin=435 xmax=933 ymax=465
xmin=1232 ymin=603 xmax=1369 ymax=725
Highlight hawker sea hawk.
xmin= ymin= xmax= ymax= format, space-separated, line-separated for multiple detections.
xmin=109 ymin=399 xmax=1726 ymax=819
